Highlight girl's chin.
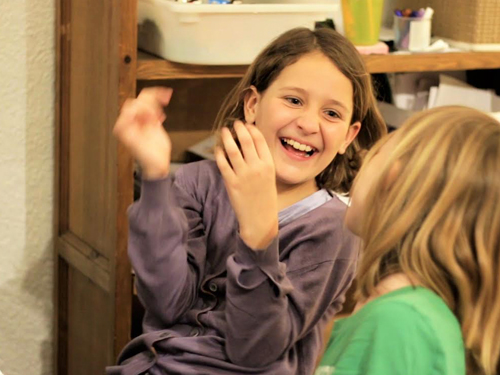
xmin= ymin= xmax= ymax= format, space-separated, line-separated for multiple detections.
xmin=276 ymin=172 xmax=306 ymax=186
xmin=275 ymin=174 xmax=317 ymax=192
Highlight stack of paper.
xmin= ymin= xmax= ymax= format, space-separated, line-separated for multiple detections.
xmin=428 ymin=75 xmax=500 ymax=117
xmin=379 ymin=74 xmax=500 ymax=128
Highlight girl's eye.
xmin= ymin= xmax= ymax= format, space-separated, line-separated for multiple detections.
xmin=325 ymin=110 xmax=341 ymax=119
xmin=286 ymin=97 xmax=302 ymax=106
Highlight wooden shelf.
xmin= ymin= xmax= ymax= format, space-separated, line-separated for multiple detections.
xmin=365 ymin=52 xmax=500 ymax=73
xmin=137 ymin=51 xmax=248 ymax=80
xmin=137 ymin=51 xmax=500 ymax=80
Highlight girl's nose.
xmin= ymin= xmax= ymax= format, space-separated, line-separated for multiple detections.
xmin=296 ymin=110 xmax=320 ymax=134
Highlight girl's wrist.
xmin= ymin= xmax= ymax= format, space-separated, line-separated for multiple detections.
xmin=142 ymin=165 xmax=170 ymax=180
xmin=239 ymin=220 xmax=278 ymax=251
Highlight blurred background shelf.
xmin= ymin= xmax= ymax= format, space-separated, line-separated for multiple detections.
xmin=137 ymin=51 xmax=500 ymax=80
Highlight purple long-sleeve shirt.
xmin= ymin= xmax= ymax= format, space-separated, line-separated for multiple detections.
xmin=106 ymin=160 xmax=359 ymax=375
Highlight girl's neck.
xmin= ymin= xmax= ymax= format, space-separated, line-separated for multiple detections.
xmin=353 ymin=273 xmax=416 ymax=313
xmin=276 ymin=180 xmax=319 ymax=211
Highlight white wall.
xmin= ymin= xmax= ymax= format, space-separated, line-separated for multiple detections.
xmin=0 ymin=1 xmax=55 ymax=374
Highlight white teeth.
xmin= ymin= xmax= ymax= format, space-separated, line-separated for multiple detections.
xmin=283 ymin=138 xmax=314 ymax=153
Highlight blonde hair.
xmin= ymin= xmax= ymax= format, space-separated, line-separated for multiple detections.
xmin=213 ymin=27 xmax=386 ymax=194
xmin=355 ymin=106 xmax=500 ymax=375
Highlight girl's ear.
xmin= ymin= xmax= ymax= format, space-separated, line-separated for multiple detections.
xmin=243 ymin=86 xmax=260 ymax=124
xmin=338 ymin=121 xmax=361 ymax=154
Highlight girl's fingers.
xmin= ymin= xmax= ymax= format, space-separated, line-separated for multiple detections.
xmin=246 ymin=124 xmax=273 ymax=162
xmin=132 ymin=102 xmax=155 ymax=127
xmin=214 ymin=146 xmax=236 ymax=183
xmin=132 ymin=100 xmax=165 ymax=129
xmin=113 ymin=98 xmax=165 ymax=148
xmin=137 ymin=87 xmax=172 ymax=123
xmin=234 ymin=121 xmax=258 ymax=163
xmin=155 ymin=87 xmax=173 ymax=106
xmin=221 ymin=127 xmax=245 ymax=172
xmin=114 ymin=99 xmax=135 ymax=132
xmin=116 ymin=93 xmax=164 ymax=132
xmin=139 ymin=87 xmax=173 ymax=107
xmin=113 ymin=100 xmax=144 ymax=143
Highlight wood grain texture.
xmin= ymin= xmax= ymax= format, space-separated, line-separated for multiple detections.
xmin=56 ymin=258 xmax=69 ymax=375
xmin=58 ymin=233 xmax=110 ymax=292
xmin=57 ymin=0 xmax=71 ymax=236
xmin=113 ymin=0 xmax=137 ymax=358
xmin=68 ymin=0 xmax=119 ymax=258
xmin=57 ymin=0 xmax=134 ymax=371
xmin=67 ymin=269 xmax=114 ymax=375
xmin=137 ymin=51 xmax=500 ymax=80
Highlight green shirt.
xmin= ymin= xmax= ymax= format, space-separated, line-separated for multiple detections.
xmin=315 ymin=286 xmax=465 ymax=375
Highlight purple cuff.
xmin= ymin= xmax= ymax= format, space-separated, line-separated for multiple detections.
xmin=138 ymin=176 xmax=175 ymax=211
xmin=229 ymin=236 xmax=293 ymax=297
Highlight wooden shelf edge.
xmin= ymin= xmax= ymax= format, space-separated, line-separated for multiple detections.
xmin=137 ymin=51 xmax=247 ymax=80
xmin=365 ymin=52 xmax=500 ymax=73
xmin=137 ymin=51 xmax=500 ymax=80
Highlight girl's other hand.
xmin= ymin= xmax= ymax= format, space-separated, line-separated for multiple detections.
xmin=113 ymin=87 xmax=173 ymax=179
xmin=215 ymin=121 xmax=279 ymax=250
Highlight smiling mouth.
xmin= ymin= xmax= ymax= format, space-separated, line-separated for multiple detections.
xmin=280 ymin=137 xmax=318 ymax=157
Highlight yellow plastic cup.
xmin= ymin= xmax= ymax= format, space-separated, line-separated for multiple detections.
xmin=341 ymin=0 xmax=384 ymax=46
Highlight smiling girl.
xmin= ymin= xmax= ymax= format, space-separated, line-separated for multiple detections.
xmin=108 ymin=28 xmax=386 ymax=375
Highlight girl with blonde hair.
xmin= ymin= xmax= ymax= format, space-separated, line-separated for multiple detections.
xmin=317 ymin=106 xmax=500 ymax=375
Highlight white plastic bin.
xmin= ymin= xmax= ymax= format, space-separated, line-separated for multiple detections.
xmin=138 ymin=0 xmax=339 ymax=65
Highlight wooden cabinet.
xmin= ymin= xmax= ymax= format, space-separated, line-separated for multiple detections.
xmin=54 ymin=1 xmax=500 ymax=373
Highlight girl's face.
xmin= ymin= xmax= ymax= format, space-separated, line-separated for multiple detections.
xmin=244 ymin=52 xmax=360 ymax=196
xmin=345 ymin=132 xmax=400 ymax=236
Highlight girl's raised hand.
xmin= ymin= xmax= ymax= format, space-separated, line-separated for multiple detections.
xmin=215 ymin=121 xmax=279 ymax=251
xmin=113 ymin=87 xmax=173 ymax=179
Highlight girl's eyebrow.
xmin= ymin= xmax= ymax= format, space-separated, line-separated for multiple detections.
xmin=325 ymin=99 xmax=348 ymax=112
xmin=280 ymin=86 xmax=308 ymax=96
xmin=280 ymin=86 xmax=349 ymax=112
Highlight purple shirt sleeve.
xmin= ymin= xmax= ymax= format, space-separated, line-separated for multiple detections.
xmin=225 ymin=214 xmax=357 ymax=367
xmin=128 ymin=175 xmax=207 ymax=327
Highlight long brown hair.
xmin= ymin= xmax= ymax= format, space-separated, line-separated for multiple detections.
xmin=355 ymin=106 xmax=500 ymax=375
xmin=213 ymin=27 xmax=386 ymax=194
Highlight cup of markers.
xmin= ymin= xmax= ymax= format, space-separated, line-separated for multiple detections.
xmin=394 ymin=7 xmax=433 ymax=51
